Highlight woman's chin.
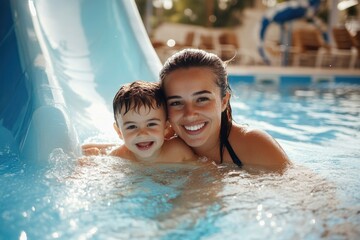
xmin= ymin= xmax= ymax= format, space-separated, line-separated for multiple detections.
xmin=182 ymin=136 xmax=206 ymax=148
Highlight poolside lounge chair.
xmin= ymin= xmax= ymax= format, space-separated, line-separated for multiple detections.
xmin=218 ymin=32 xmax=239 ymax=60
xmin=199 ymin=34 xmax=219 ymax=55
xmin=174 ymin=31 xmax=195 ymax=49
xmin=354 ymin=31 xmax=360 ymax=67
xmin=292 ymin=28 xmax=329 ymax=67
xmin=331 ymin=27 xmax=358 ymax=68
xmin=151 ymin=31 xmax=196 ymax=63
xmin=218 ymin=31 xmax=255 ymax=65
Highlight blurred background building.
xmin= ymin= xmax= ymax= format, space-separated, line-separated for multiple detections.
xmin=135 ymin=0 xmax=360 ymax=68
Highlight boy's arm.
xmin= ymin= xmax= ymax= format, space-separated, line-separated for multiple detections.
xmin=82 ymin=143 xmax=117 ymax=156
xmin=167 ymin=137 xmax=198 ymax=162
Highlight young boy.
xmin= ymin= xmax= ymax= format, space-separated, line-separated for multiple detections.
xmin=82 ymin=81 xmax=197 ymax=163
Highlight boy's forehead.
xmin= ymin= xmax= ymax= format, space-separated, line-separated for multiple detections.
xmin=117 ymin=106 xmax=166 ymax=125
xmin=120 ymin=104 xmax=165 ymax=115
xmin=116 ymin=105 xmax=165 ymax=126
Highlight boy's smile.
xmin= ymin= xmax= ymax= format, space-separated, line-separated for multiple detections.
xmin=135 ymin=141 xmax=154 ymax=150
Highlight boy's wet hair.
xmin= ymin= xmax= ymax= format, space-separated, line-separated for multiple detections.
xmin=113 ymin=81 xmax=166 ymax=125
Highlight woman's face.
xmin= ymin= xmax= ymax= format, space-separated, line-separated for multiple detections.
xmin=163 ymin=67 xmax=229 ymax=149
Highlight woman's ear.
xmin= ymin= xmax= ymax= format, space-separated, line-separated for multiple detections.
xmin=221 ymin=91 xmax=231 ymax=112
xmin=164 ymin=121 xmax=176 ymax=140
xmin=113 ymin=122 xmax=123 ymax=139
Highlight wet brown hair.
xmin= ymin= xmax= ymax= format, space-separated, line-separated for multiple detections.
xmin=113 ymin=81 xmax=166 ymax=125
xmin=159 ymin=49 xmax=232 ymax=163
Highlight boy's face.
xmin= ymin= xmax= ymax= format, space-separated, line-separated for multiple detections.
xmin=116 ymin=104 xmax=167 ymax=161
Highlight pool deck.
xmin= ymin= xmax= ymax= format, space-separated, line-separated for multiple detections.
xmin=227 ymin=66 xmax=360 ymax=84
xmin=227 ymin=65 xmax=360 ymax=76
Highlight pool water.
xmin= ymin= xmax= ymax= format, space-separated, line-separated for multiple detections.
xmin=1 ymin=81 xmax=359 ymax=239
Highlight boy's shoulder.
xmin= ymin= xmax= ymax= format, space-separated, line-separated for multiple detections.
xmin=163 ymin=136 xmax=187 ymax=149
xmin=162 ymin=137 xmax=197 ymax=162
xmin=109 ymin=144 xmax=133 ymax=159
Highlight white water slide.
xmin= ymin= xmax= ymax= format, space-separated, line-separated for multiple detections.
xmin=0 ymin=0 xmax=162 ymax=161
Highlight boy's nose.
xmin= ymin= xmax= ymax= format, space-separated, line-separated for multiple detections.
xmin=137 ymin=128 xmax=149 ymax=136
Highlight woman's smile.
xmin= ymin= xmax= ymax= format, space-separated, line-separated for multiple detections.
xmin=183 ymin=122 xmax=207 ymax=134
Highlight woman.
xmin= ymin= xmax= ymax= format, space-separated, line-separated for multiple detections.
xmin=160 ymin=49 xmax=290 ymax=171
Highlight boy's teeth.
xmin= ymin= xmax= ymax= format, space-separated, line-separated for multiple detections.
xmin=184 ymin=123 xmax=205 ymax=131
xmin=137 ymin=142 xmax=152 ymax=147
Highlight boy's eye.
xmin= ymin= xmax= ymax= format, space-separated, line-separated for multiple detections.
xmin=126 ymin=125 xmax=137 ymax=130
xmin=147 ymin=122 xmax=158 ymax=127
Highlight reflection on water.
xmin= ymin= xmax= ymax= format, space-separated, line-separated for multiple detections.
xmin=1 ymin=82 xmax=359 ymax=239
xmin=1 ymin=150 xmax=359 ymax=239
xmin=231 ymin=82 xmax=360 ymax=144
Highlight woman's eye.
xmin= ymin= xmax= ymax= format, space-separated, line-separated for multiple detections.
xmin=168 ymin=101 xmax=181 ymax=107
xmin=197 ymin=97 xmax=209 ymax=102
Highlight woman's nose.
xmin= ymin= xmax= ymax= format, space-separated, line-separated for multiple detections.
xmin=183 ymin=104 xmax=197 ymax=118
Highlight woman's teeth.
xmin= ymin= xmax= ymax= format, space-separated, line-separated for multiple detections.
xmin=184 ymin=123 xmax=205 ymax=131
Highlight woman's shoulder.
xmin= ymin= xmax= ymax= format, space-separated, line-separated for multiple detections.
xmin=229 ymin=124 xmax=258 ymax=154
xmin=232 ymin=124 xmax=272 ymax=143
xmin=230 ymin=124 xmax=290 ymax=169
xmin=232 ymin=124 xmax=282 ymax=153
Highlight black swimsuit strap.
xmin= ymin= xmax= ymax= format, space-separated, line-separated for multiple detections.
xmin=224 ymin=139 xmax=243 ymax=167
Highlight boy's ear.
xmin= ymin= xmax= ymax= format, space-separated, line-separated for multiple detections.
xmin=221 ymin=91 xmax=231 ymax=112
xmin=113 ymin=122 xmax=123 ymax=139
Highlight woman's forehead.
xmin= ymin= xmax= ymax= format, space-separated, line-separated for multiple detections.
xmin=166 ymin=67 xmax=216 ymax=84
xmin=164 ymin=68 xmax=222 ymax=97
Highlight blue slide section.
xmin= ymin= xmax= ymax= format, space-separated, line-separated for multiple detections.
xmin=0 ymin=0 xmax=162 ymax=161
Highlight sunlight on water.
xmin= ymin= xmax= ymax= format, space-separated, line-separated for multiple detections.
xmin=1 ymin=82 xmax=359 ymax=239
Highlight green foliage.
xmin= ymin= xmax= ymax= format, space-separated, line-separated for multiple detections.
xmin=135 ymin=0 xmax=340 ymax=29
xmin=212 ymin=0 xmax=254 ymax=27
xmin=135 ymin=0 xmax=254 ymax=28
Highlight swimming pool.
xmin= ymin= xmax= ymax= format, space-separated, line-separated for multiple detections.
xmin=1 ymin=0 xmax=360 ymax=239
xmin=1 ymin=78 xmax=359 ymax=239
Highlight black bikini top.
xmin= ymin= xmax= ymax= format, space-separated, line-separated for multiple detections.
xmin=224 ymin=139 xmax=243 ymax=167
